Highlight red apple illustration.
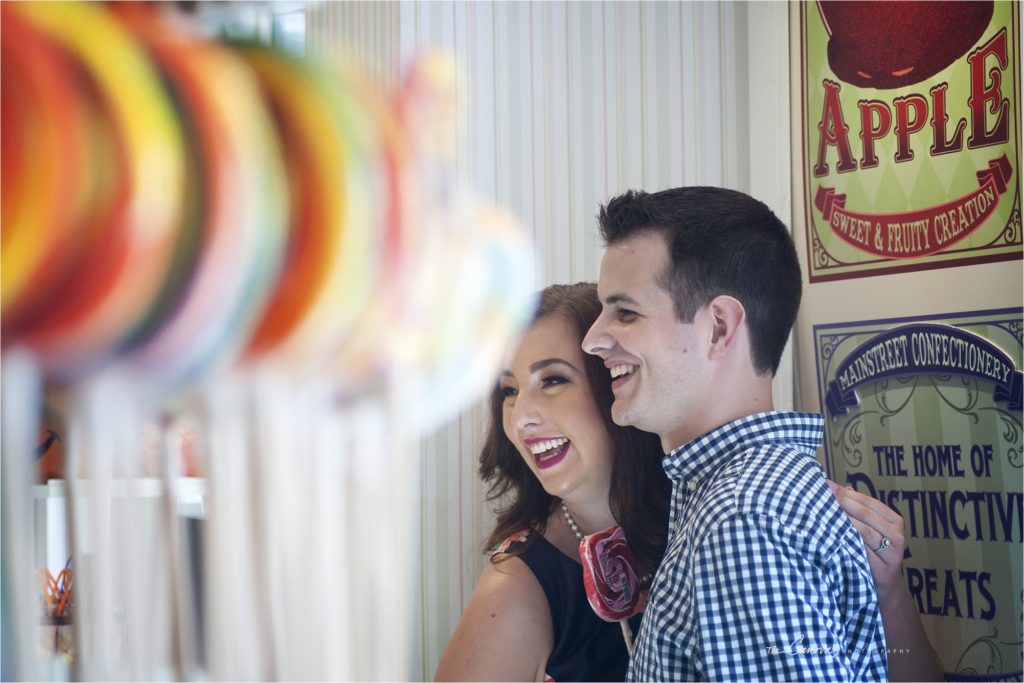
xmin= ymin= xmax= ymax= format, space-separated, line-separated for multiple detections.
xmin=817 ymin=0 xmax=993 ymax=89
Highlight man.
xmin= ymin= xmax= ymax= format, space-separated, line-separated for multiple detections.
xmin=582 ymin=187 xmax=887 ymax=681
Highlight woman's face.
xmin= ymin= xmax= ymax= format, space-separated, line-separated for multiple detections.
xmin=499 ymin=314 xmax=614 ymax=503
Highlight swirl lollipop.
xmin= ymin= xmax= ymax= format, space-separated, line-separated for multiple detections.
xmin=579 ymin=525 xmax=648 ymax=653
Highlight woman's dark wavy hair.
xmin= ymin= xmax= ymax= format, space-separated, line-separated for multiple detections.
xmin=479 ymin=282 xmax=670 ymax=575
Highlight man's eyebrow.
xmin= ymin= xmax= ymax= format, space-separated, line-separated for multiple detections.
xmin=604 ymin=294 xmax=640 ymax=307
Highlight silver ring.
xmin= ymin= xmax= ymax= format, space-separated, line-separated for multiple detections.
xmin=873 ymin=537 xmax=891 ymax=554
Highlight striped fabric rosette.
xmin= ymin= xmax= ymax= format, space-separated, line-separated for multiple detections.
xmin=578 ymin=525 xmax=647 ymax=654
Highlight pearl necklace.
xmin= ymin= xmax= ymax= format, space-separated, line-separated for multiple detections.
xmin=561 ymin=500 xmax=585 ymax=541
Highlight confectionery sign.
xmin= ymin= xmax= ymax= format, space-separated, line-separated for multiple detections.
xmin=814 ymin=308 xmax=1023 ymax=680
xmin=800 ymin=1 xmax=1021 ymax=281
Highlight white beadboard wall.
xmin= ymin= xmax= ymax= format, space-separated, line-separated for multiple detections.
xmin=306 ymin=2 xmax=789 ymax=678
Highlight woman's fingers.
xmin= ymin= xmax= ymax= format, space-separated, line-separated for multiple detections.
xmin=845 ymin=511 xmax=903 ymax=602
xmin=829 ymin=480 xmax=904 ymax=541
xmin=829 ymin=480 xmax=906 ymax=567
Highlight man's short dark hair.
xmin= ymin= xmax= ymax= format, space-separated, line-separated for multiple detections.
xmin=598 ymin=186 xmax=802 ymax=376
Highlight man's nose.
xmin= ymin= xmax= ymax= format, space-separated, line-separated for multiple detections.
xmin=582 ymin=314 xmax=612 ymax=357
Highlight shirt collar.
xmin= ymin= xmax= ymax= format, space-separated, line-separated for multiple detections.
xmin=662 ymin=411 xmax=825 ymax=485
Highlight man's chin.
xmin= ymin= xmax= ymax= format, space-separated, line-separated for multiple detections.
xmin=613 ymin=404 xmax=659 ymax=437
xmin=611 ymin=402 xmax=635 ymax=428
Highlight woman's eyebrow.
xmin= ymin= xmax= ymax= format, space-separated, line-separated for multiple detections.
xmin=499 ymin=357 xmax=581 ymax=379
xmin=529 ymin=358 xmax=580 ymax=374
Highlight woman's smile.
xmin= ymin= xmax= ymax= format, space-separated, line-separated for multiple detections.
xmin=526 ymin=436 xmax=571 ymax=469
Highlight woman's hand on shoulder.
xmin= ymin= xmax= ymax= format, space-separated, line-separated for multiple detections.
xmin=434 ymin=554 xmax=553 ymax=682
xmin=828 ymin=479 xmax=905 ymax=599
xmin=829 ymin=480 xmax=945 ymax=681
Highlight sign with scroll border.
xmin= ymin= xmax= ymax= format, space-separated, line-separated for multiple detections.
xmin=813 ymin=308 xmax=1023 ymax=680
xmin=800 ymin=2 xmax=1022 ymax=282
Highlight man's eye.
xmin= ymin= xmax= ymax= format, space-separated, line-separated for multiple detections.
xmin=617 ymin=309 xmax=638 ymax=322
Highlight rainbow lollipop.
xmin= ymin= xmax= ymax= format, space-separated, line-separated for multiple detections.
xmin=6 ymin=2 xmax=186 ymax=379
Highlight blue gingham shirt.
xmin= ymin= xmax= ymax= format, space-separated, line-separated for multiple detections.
xmin=628 ymin=412 xmax=888 ymax=682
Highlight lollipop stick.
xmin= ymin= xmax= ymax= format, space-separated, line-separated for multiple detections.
xmin=619 ymin=619 xmax=634 ymax=656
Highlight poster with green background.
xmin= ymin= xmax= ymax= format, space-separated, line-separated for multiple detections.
xmin=801 ymin=2 xmax=1021 ymax=281
xmin=814 ymin=308 xmax=1022 ymax=680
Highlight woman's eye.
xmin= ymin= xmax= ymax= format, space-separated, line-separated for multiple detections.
xmin=541 ymin=375 xmax=569 ymax=389
xmin=499 ymin=386 xmax=518 ymax=399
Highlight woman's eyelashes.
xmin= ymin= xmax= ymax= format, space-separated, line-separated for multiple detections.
xmin=498 ymin=373 xmax=570 ymax=403
xmin=540 ymin=374 xmax=569 ymax=389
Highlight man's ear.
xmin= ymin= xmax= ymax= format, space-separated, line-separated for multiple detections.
xmin=706 ymin=295 xmax=746 ymax=359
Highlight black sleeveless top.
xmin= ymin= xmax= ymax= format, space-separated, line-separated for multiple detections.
xmin=509 ymin=531 xmax=643 ymax=682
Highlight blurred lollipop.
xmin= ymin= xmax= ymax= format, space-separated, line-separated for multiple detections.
xmin=1 ymin=4 xmax=90 ymax=336
xmin=236 ymin=45 xmax=384 ymax=375
xmin=399 ymin=49 xmax=462 ymax=169
xmin=4 ymin=2 xmax=186 ymax=380
xmin=323 ymin=64 xmax=415 ymax=393
xmin=110 ymin=5 xmax=288 ymax=389
xmin=392 ymin=50 xmax=537 ymax=431
xmin=397 ymin=199 xmax=536 ymax=431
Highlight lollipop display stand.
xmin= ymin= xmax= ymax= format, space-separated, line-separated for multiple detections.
xmin=0 ymin=3 xmax=536 ymax=680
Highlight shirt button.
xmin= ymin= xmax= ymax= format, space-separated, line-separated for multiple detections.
xmin=687 ymin=480 xmax=697 ymax=491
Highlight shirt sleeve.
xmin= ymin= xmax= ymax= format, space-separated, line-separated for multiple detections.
xmin=692 ymin=512 xmax=866 ymax=682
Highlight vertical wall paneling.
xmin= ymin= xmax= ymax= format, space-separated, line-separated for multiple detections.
xmin=491 ymin=2 xmax=509 ymax=207
xmin=618 ymin=3 xmax=642 ymax=192
xmin=548 ymin=4 xmax=573 ymax=285
xmin=642 ymin=3 xmax=663 ymax=189
xmin=512 ymin=5 xmax=534 ymax=246
xmin=601 ymin=3 xmax=620 ymax=197
xmin=529 ymin=4 xmax=547 ymax=275
xmin=566 ymin=3 xmax=586 ymax=278
xmin=304 ymin=3 xmax=789 ymax=677
xmin=698 ymin=3 xmax=724 ymax=184
xmin=453 ymin=2 xmax=470 ymax=188
xmin=679 ymin=2 xmax=698 ymax=186
xmin=747 ymin=1 xmax=793 ymax=410
xmin=661 ymin=3 xmax=683 ymax=189
xmin=586 ymin=2 xmax=607 ymax=272
xmin=468 ymin=3 xmax=496 ymax=202
xmin=724 ymin=2 xmax=750 ymax=191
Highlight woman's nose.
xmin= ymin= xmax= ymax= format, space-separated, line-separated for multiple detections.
xmin=511 ymin=391 xmax=543 ymax=431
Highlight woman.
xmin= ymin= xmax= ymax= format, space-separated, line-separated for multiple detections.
xmin=435 ymin=282 xmax=940 ymax=682
xmin=436 ymin=282 xmax=668 ymax=682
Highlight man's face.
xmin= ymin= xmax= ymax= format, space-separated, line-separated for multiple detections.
xmin=582 ymin=231 xmax=711 ymax=451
